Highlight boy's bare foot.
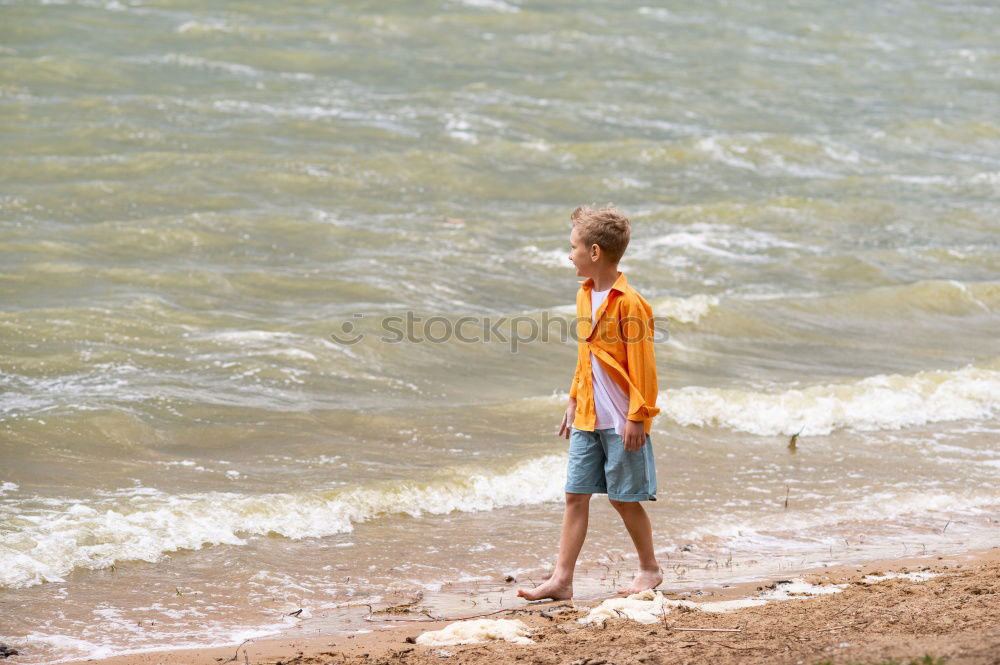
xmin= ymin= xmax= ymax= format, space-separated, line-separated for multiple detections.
xmin=517 ymin=577 xmax=573 ymax=601
xmin=619 ymin=568 xmax=663 ymax=595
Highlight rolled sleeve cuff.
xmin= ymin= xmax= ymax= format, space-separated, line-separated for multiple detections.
xmin=627 ymin=404 xmax=660 ymax=422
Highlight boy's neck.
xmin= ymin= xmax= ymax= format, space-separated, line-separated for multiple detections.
xmin=591 ymin=267 xmax=621 ymax=292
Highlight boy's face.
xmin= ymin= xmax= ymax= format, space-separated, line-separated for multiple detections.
xmin=568 ymin=226 xmax=598 ymax=278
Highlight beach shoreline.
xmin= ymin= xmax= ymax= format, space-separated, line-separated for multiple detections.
xmin=42 ymin=544 xmax=999 ymax=665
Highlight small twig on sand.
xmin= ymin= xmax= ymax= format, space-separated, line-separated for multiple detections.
xmin=712 ymin=642 xmax=769 ymax=651
xmin=364 ymin=608 xmax=443 ymax=623
xmin=224 ymin=639 xmax=252 ymax=664
xmin=830 ymin=602 xmax=858 ymax=619
xmin=373 ymin=591 xmax=425 ymax=615
xmin=813 ymin=620 xmax=869 ymax=632
xmin=670 ymin=626 xmax=742 ymax=633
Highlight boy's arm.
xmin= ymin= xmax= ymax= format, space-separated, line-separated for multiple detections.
xmin=561 ymin=354 xmax=580 ymax=439
xmin=569 ymin=356 xmax=581 ymax=400
xmin=621 ymin=299 xmax=660 ymax=424
xmin=568 ymin=288 xmax=583 ymax=401
xmin=560 ymin=293 xmax=583 ymax=438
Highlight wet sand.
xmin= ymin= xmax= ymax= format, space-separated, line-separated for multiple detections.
xmin=53 ymin=545 xmax=1000 ymax=665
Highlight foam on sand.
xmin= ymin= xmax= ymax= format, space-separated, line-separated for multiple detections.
xmin=578 ymin=589 xmax=672 ymax=625
xmin=415 ymin=619 xmax=533 ymax=646
xmin=861 ymin=571 xmax=939 ymax=583
xmin=578 ymin=589 xmax=767 ymax=626
xmin=758 ymin=579 xmax=849 ymax=600
xmin=580 ymin=579 xmax=850 ymax=625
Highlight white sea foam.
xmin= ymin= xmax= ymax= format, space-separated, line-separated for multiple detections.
xmin=521 ymin=244 xmax=569 ymax=269
xmin=159 ymin=53 xmax=259 ymax=77
xmin=862 ymin=571 xmax=938 ymax=583
xmin=887 ymin=171 xmax=1000 ymax=189
xmin=664 ymin=359 xmax=1000 ymax=436
xmin=692 ymin=134 xmax=869 ymax=178
xmin=0 ymin=455 xmax=566 ymax=589
xmin=646 ymin=222 xmax=809 ymax=258
xmin=176 ymin=20 xmax=237 ymax=34
xmin=651 ymin=293 xmax=719 ymax=324
xmin=970 ymin=171 xmax=1000 ymax=186
xmin=22 ymin=633 xmax=115 ymax=662
xmin=199 ymin=330 xmax=299 ymax=344
xmin=416 ymin=619 xmax=532 ymax=646
xmin=457 ymin=0 xmax=521 ymax=13
xmin=580 ymin=580 xmax=846 ymax=626
xmin=690 ymin=597 xmax=769 ymax=611
xmin=579 ymin=590 xmax=672 ymax=625
xmin=444 ymin=112 xmax=479 ymax=144
xmin=23 ymin=614 xmax=298 ymax=665
xmin=678 ymin=488 xmax=998 ymax=550
xmin=637 ymin=6 xmax=709 ymax=25
xmin=759 ymin=579 xmax=848 ymax=599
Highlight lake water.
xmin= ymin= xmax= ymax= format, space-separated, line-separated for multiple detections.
xmin=1 ymin=0 xmax=998 ymax=661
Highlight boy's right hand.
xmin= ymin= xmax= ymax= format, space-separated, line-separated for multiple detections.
xmin=558 ymin=399 xmax=577 ymax=439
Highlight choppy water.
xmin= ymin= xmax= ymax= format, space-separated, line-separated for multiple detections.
xmin=2 ymin=0 xmax=999 ymax=661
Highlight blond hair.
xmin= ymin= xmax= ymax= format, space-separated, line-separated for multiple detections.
xmin=571 ymin=204 xmax=631 ymax=264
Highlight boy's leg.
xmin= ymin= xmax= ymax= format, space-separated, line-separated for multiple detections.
xmin=604 ymin=429 xmax=661 ymax=594
xmin=519 ymin=427 xmax=605 ymax=601
xmin=517 ymin=492 xmax=591 ymax=601
xmin=608 ymin=499 xmax=662 ymax=594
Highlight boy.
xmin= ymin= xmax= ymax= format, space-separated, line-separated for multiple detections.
xmin=519 ymin=204 xmax=662 ymax=601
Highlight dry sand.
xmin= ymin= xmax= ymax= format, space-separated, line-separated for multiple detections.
xmin=56 ymin=546 xmax=1000 ymax=665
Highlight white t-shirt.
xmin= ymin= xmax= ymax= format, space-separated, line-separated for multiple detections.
xmin=590 ymin=287 xmax=631 ymax=435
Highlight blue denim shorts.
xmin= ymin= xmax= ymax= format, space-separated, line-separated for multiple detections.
xmin=565 ymin=427 xmax=657 ymax=501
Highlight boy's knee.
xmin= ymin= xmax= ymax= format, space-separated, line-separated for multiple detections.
xmin=565 ymin=492 xmax=592 ymax=506
xmin=608 ymin=498 xmax=639 ymax=512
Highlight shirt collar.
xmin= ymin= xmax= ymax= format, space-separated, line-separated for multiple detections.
xmin=580 ymin=271 xmax=628 ymax=293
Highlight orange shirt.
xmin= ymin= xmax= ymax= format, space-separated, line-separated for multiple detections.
xmin=569 ymin=271 xmax=660 ymax=434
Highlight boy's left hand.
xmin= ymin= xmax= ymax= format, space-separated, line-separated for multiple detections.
xmin=622 ymin=419 xmax=646 ymax=451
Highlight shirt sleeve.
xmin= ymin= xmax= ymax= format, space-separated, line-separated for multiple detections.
xmin=569 ymin=357 xmax=581 ymax=399
xmin=568 ymin=288 xmax=583 ymax=400
xmin=621 ymin=297 xmax=660 ymax=422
